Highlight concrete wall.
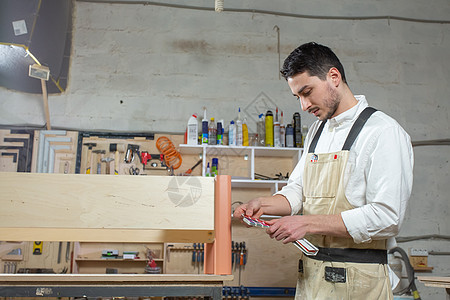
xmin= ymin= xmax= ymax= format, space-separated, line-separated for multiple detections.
xmin=1 ymin=0 xmax=449 ymax=298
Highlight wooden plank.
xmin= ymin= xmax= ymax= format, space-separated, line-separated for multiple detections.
xmin=0 ymin=274 xmax=233 ymax=283
xmin=418 ymin=276 xmax=450 ymax=288
xmin=0 ymin=228 xmax=214 ymax=243
xmin=204 ymin=175 xmax=231 ymax=275
xmin=0 ymin=173 xmax=215 ymax=233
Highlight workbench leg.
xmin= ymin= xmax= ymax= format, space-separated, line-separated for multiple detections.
xmin=212 ymin=286 xmax=223 ymax=299
xmin=204 ymin=175 xmax=232 ymax=275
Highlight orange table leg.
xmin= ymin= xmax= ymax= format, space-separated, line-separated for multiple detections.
xmin=204 ymin=175 xmax=232 ymax=275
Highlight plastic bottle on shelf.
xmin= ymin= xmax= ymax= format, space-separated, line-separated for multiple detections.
xmin=217 ymin=120 xmax=223 ymax=145
xmin=293 ymin=112 xmax=302 ymax=148
xmin=186 ymin=113 xmax=198 ymax=145
xmin=236 ymin=108 xmax=243 ymax=146
xmin=286 ymin=123 xmax=294 ymax=147
xmin=202 ymin=107 xmax=208 ymax=145
xmin=205 ymin=162 xmax=211 ymax=177
xmin=228 ymin=120 xmax=236 ymax=146
xmin=280 ymin=111 xmax=286 ymax=147
xmin=274 ymin=121 xmax=280 ymax=147
xmin=257 ymin=113 xmax=265 ymax=147
xmin=265 ymin=110 xmax=274 ymax=147
xmin=208 ymin=117 xmax=217 ymax=145
xmin=274 ymin=107 xmax=281 ymax=147
xmin=211 ymin=158 xmax=219 ymax=176
xmin=242 ymin=117 xmax=249 ymax=146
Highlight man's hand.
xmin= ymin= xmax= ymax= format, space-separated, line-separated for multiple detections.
xmin=265 ymin=216 xmax=309 ymax=243
xmin=232 ymin=197 xmax=265 ymax=220
xmin=265 ymin=214 xmax=351 ymax=244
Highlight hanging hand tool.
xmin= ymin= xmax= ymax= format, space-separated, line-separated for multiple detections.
xmin=57 ymin=242 xmax=62 ymax=264
xmin=192 ymin=243 xmax=197 ymax=268
xmin=101 ymin=157 xmax=114 ymax=174
xmin=238 ymin=242 xmax=244 ymax=285
xmin=140 ymin=152 xmax=165 ymax=170
xmin=129 ymin=166 xmax=140 ymax=175
xmin=200 ymin=243 xmax=204 ymax=269
xmin=236 ymin=243 xmax=240 ymax=270
xmin=183 ymin=159 xmax=202 ymax=175
xmin=92 ymin=149 xmax=106 ymax=174
xmin=242 ymin=242 xmax=247 ymax=266
xmin=109 ymin=144 xmax=125 ymax=175
xmin=125 ymin=144 xmax=139 ymax=164
xmin=33 ymin=241 xmax=43 ymax=255
xmin=65 ymin=242 xmax=70 ymax=262
xmin=83 ymin=143 xmax=97 ymax=174
xmin=231 ymin=241 xmax=235 ymax=268
xmin=197 ymin=243 xmax=201 ymax=274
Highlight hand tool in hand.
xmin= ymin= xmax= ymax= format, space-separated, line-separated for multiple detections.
xmin=241 ymin=214 xmax=319 ymax=256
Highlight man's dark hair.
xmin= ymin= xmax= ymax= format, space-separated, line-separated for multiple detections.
xmin=280 ymin=42 xmax=347 ymax=84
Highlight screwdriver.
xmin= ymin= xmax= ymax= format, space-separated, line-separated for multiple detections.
xmin=184 ymin=159 xmax=202 ymax=175
xmin=231 ymin=241 xmax=235 ymax=268
xmin=242 ymin=241 xmax=247 ymax=266
xmin=192 ymin=243 xmax=196 ymax=266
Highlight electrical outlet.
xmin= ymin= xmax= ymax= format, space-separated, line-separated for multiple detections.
xmin=410 ymin=248 xmax=428 ymax=256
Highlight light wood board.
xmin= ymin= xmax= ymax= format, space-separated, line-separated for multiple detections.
xmin=0 ymin=173 xmax=215 ymax=242
xmin=0 ymin=273 xmax=233 ymax=283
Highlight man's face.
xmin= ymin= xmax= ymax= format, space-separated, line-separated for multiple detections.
xmin=287 ymin=71 xmax=341 ymax=121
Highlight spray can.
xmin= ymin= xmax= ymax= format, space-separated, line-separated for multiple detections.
xmin=274 ymin=121 xmax=281 ymax=147
xmin=217 ymin=120 xmax=223 ymax=145
xmin=202 ymin=108 xmax=208 ymax=145
xmin=265 ymin=110 xmax=274 ymax=147
xmin=286 ymin=124 xmax=294 ymax=147
xmin=242 ymin=118 xmax=249 ymax=146
xmin=229 ymin=120 xmax=236 ymax=146
xmin=280 ymin=111 xmax=286 ymax=147
xmin=236 ymin=108 xmax=243 ymax=146
xmin=257 ymin=114 xmax=265 ymax=147
xmin=208 ymin=117 xmax=217 ymax=145
xmin=211 ymin=158 xmax=219 ymax=176
xmin=293 ymin=112 xmax=302 ymax=148
xmin=187 ymin=114 xmax=198 ymax=145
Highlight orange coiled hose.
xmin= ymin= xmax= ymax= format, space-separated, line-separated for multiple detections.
xmin=156 ymin=137 xmax=182 ymax=170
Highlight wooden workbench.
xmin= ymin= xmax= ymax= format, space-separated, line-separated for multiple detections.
xmin=0 ymin=274 xmax=233 ymax=298
xmin=0 ymin=173 xmax=233 ymax=298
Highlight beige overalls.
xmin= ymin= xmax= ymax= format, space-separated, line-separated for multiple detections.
xmin=296 ymin=108 xmax=393 ymax=300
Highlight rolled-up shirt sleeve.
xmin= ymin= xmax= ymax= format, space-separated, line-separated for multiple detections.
xmin=275 ymin=152 xmax=306 ymax=215
xmin=341 ymin=125 xmax=414 ymax=244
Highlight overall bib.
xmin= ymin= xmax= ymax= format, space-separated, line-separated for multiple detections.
xmin=296 ymin=107 xmax=393 ymax=300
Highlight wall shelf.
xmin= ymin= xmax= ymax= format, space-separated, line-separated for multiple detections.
xmin=179 ymin=144 xmax=302 ymax=192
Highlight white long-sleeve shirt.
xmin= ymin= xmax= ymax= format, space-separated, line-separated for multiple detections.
xmin=276 ymin=95 xmax=414 ymax=245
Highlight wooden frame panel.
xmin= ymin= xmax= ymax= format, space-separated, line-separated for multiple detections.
xmin=0 ymin=173 xmax=232 ymax=275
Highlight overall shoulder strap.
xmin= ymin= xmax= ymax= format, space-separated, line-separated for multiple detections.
xmin=341 ymin=107 xmax=378 ymax=151
xmin=308 ymin=120 xmax=326 ymax=153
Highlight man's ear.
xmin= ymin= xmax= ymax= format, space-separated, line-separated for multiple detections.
xmin=328 ymin=67 xmax=342 ymax=87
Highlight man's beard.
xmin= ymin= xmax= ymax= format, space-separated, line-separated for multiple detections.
xmin=321 ymin=84 xmax=341 ymax=121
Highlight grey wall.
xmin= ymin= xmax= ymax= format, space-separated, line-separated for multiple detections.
xmin=0 ymin=0 xmax=449 ymax=298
